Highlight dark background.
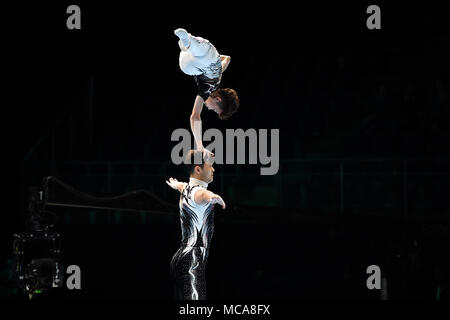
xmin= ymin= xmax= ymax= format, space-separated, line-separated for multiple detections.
xmin=2 ymin=1 xmax=449 ymax=301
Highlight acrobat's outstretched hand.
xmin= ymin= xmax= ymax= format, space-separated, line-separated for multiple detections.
xmin=210 ymin=194 xmax=226 ymax=210
xmin=165 ymin=177 xmax=187 ymax=193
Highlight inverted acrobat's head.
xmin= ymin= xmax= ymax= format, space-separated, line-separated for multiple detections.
xmin=184 ymin=150 xmax=215 ymax=184
xmin=204 ymin=88 xmax=240 ymax=120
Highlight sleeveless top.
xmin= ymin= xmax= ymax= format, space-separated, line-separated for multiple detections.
xmin=178 ymin=178 xmax=215 ymax=248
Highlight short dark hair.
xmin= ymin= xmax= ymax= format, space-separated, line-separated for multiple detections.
xmin=183 ymin=150 xmax=204 ymax=175
xmin=212 ymin=88 xmax=240 ymax=120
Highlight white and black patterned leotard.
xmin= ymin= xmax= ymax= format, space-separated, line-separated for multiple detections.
xmin=194 ymin=59 xmax=223 ymax=101
xmin=170 ymin=178 xmax=215 ymax=300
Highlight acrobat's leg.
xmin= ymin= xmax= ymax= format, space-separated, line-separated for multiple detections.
xmin=174 ymin=28 xmax=213 ymax=57
xmin=170 ymin=246 xmax=207 ymax=300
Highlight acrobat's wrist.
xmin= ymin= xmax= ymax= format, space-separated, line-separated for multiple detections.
xmin=179 ymin=182 xmax=187 ymax=192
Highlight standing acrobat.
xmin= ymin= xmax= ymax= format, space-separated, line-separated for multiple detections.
xmin=166 ymin=149 xmax=226 ymax=300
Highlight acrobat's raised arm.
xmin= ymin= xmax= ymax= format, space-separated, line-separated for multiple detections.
xmin=190 ymin=96 xmax=215 ymax=163
xmin=190 ymin=95 xmax=205 ymax=150
xmin=220 ymin=55 xmax=231 ymax=72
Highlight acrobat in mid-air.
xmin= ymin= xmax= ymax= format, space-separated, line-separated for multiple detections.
xmin=174 ymin=28 xmax=240 ymax=159
xmin=166 ymin=150 xmax=226 ymax=300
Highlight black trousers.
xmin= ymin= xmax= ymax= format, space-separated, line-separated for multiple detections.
xmin=170 ymin=246 xmax=207 ymax=300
